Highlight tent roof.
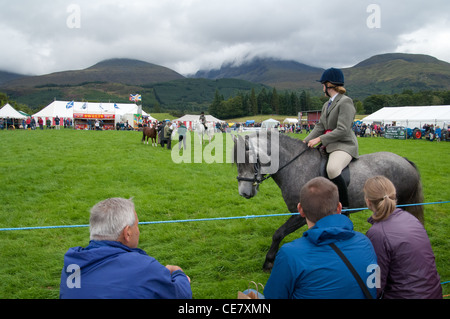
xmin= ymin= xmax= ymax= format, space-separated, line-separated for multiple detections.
xmin=261 ymin=118 xmax=280 ymax=128
xmin=32 ymin=100 xmax=147 ymax=118
xmin=32 ymin=101 xmax=75 ymax=118
xmin=174 ymin=114 xmax=224 ymax=123
xmin=283 ymin=118 xmax=298 ymax=123
xmin=0 ymin=103 xmax=27 ymax=119
xmin=362 ymin=105 xmax=450 ymax=128
xmin=262 ymin=118 xmax=280 ymax=123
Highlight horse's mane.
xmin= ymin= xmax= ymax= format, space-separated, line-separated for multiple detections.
xmin=276 ymin=132 xmax=308 ymax=152
xmin=232 ymin=131 xmax=310 ymax=164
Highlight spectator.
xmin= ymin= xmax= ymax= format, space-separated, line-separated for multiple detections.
xmin=162 ymin=121 xmax=173 ymax=149
xmin=55 ymin=116 xmax=60 ymax=130
xmin=60 ymin=197 xmax=192 ymax=299
xmin=38 ymin=117 xmax=44 ymax=130
xmin=177 ymin=122 xmax=187 ymax=150
xmin=264 ymin=177 xmax=378 ymax=299
xmin=364 ymin=176 xmax=442 ymax=299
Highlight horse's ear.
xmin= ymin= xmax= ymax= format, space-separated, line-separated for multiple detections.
xmin=244 ymin=135 xmax=250 ymax=150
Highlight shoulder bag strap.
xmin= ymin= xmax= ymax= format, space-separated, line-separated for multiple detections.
xmin=329 ymin=243 xmax=373 ymax=299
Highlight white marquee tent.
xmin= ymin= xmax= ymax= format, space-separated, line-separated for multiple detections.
xmin=173 ymin=114 xmax=224 ymax=129
xmin=32 ymin=100 xmax=150 ymax=119
xmin=283 ymin=118 xmax=298 ymax=124
xmin=32 ymin=101 xmax=75 ymax=119
xmin=362 ymin=105 xmax=450 ymax=129
xmin=261 ymin=118 xmax=280 ymax=128
xmin=32 ymin=100 xmax=154 ymax=129
xmin=0 ymin=103 xmax=27 ymax=119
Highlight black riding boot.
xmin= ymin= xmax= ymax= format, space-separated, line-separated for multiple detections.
xmin=330 ymin=174 xmax=349 ymax=216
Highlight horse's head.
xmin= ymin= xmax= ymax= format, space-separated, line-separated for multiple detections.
xmin=232 ymin=132 xmax=278 ymax=199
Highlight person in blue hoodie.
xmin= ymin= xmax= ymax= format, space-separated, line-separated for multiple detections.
xmin=60 ymin=198 xmax=192 ymax=299
xmin=264 ymin=177 xmax=378 ymax=299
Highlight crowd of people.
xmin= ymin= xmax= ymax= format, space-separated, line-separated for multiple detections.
xmin=0 ymin=116 xmax=72 ymax=130
xmin=353 ymin=122 xmax=384 ymax=137
xmin=59 ymin=175 xmax=442 ymax=299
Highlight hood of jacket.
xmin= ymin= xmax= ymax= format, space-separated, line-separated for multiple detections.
xmin=303 ymin=214 xmax=355 ymax=246
xmin=63 ymin=240 xmax=148 ymax=269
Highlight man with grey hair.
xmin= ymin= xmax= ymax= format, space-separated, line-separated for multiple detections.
xmin=60 ymin=198 xmax=192 ymax=299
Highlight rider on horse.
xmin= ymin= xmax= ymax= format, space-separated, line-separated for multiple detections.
xmin=303 ymin=68 xmax=359 ymax=209
xmin=199 ymin=112 xmax=207 ymax=130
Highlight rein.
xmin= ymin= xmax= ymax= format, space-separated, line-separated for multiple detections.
xmin=236 ymin=146 xmax=311 ymax=186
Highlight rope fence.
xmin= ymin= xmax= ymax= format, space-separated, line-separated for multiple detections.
xmin=1 ymin=200 xmax=449 ymax=292
xmin=0 ymin=201 xmax=449 ymax=232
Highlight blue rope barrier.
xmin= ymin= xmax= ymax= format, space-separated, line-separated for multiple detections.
xmin=0 ymin=201 xmax=449 ymax=232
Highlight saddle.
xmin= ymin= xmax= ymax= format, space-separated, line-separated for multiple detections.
xmin=319 ymin=151 xmax=353 ymax=187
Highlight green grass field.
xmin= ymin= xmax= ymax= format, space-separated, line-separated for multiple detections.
xmin=0 ymin=128 xmax=449 ymax=299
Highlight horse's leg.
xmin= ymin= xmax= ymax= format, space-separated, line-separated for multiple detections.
xmin=263 ymin=214 xmax=307 ymax=272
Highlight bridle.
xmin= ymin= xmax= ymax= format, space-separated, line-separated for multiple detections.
xmin=236 ymin=147 xmax=310 ymax=186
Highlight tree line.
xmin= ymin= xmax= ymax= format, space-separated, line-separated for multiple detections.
xmin=208 ymin=88 xmax=450 ymax=119
xmin=208 ymin=88 xmax=326 ymax=119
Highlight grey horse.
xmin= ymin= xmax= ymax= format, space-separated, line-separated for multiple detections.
xmin=233 ymin=131 xmax=424 ymax=271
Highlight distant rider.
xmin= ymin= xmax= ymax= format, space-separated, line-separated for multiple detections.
xmin=199 ymin=112 xmax=207 ymax=130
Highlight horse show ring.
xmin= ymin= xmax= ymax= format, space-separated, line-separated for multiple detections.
xmin=0 ymin=128 xmax=448 ymax=298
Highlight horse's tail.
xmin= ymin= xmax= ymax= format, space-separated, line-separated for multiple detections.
xmin=404 ymin=158 xmax=425 ymax=224
xmin=142 ymin=129 xmax=145 ymax=142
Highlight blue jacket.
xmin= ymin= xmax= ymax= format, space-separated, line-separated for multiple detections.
xmin=60 ymin=240 xmax=192 ymax=299
xmin=264 ymin=214 xmax=377 ymax=299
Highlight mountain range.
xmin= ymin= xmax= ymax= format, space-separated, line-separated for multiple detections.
xmin=193 ymin=53 xmax=450 ymax=97
xmin=1 ymin=53 xmax=450 ymax=111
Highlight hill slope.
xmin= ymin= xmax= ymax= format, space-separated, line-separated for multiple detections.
xmin=343 ymin=53 xmax=450 ymax=97
xmin=0 ymin=71 xmax=28 ymax=85
xmin=2 ymin=53 xmax=450 ymax=111
xmin=2 ymin=58 xmax=185 ymax=88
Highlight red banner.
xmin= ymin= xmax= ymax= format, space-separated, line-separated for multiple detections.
xmin=73 ymin=113 xmax=115 ymax=119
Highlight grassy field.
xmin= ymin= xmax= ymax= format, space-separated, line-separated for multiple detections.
xmin=0 ymin=128 xmax=449 ymax=299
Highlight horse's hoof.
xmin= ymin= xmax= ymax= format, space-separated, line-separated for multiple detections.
xmin=262 ymin=261 xmax=273 ymax=273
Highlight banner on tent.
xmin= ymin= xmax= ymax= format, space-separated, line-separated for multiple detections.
xmin=73 ymin=113 xmax=115 ymax=119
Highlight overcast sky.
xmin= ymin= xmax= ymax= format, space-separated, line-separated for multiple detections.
xmin=1 ymin=0 xmax=449 ymax=76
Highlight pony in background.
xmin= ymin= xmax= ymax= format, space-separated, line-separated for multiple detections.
xmin=142 ymin=126 xmax=157 ymax=146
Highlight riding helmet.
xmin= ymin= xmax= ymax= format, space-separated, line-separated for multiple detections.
xmin=318 ymin=68 xmax=344 ymax=86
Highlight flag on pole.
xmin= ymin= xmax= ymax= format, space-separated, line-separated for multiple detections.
xmin=66 ymin=101 xmax=74 ymax=109
xmin=129 ymin=94 xmax=142 ymax=102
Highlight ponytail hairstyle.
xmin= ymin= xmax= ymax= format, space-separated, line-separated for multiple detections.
xmin=335 ymin=86 xmax=346 ymax=94
xmin=363 ymin=176 xmax=397 ymax=222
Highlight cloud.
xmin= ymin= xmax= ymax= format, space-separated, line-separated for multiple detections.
xmin=395 ymin=18 xmax=450 ymax=63
xmin=0 ymin=0 xmax=449 ymax=76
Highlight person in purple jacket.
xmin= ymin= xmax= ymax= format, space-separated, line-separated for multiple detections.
xmin=364 ymin=176 xmax=442 ymax=299
xmin=60 ymin=198 xmax=192 ymax=299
